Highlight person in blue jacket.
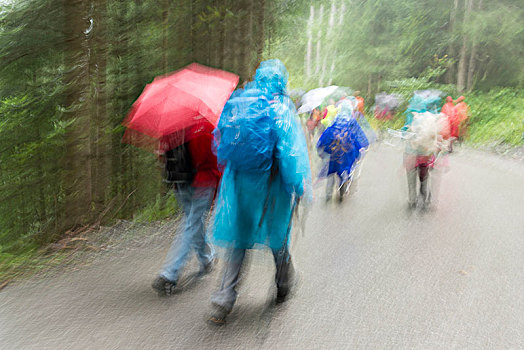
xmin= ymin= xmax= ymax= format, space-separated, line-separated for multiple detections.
xmin=207 ymin=60 xmax=311 ymax=325
xmin=316 ymin=101 xmax=369 ymax=201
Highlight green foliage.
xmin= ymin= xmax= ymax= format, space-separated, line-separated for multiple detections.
xmin=467 ymin=88 xmax=524 ymax=146
xmin=133 ymin=191 xmax=180 ymax=223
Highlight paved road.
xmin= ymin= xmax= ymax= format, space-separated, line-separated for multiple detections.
xmin=1 ymin=145 xmax=523 ymax=349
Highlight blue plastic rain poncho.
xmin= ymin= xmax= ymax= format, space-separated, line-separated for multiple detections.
xmin=316 ymin=104 xmax=369 ymax=183
xmin=212 ymin=60 xmax=311 ymax=250
xmin=338 ymin=99 xmax=377 ymax=144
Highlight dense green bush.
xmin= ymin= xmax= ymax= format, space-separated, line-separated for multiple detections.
xmin=467 ymin=89 xmax=524 ymax=146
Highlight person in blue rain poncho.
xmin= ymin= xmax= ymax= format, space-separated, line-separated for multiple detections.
xmin=208 ymin=60 xmax=311 ymax=325
xmin=316 ymin=100 xmax=369 ymax=201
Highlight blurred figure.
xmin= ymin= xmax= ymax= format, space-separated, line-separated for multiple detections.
xmin=152 ymin=132 xmax=220 ymax=296
xmin=374 ymin=92 xmax=402 ymax=140
xmin=352 ymin=99 xmax=378 ymax=145
xmin=401 ymin=91 xmax=448 ymax=209
xmin=354 ymin=91 xmax=365 ymax=114
xmin=306 ymin=107 xmax=322 ymax=141
xmin=441 ymin=96 xmax=458 ymax=151
xmin=208 ymin=60 xmax=311 ymax=325
xmin=454 ymin=96 xmax=470 ymax=144
xmin=317 ymin=101 xmax=369 ymax=202
xmin=375 ymin=92 xmax=402 ymax=121
xmin=321 ymin=104 xmax=340 ymax=128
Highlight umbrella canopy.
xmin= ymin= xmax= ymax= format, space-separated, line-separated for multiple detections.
xmin=123 ymin=63 xmax=238 ymax=152
xmin=297 ymin=85 xmax=339 ymax=114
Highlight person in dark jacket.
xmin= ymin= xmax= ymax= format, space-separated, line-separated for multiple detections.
xmin=152 ymin=132 xmax=220 ymax=296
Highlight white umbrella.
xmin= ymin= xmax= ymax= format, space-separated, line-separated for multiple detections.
xmin=297 ymin=85 xmax=339 ymax=114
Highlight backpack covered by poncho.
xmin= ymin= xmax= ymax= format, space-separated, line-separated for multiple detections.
xmin=409 ymin=112 xmax=441 ymax=155
xmin=214 ymin=88 xmax=276 ymax=173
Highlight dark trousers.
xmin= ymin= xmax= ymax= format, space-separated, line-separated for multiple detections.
xmin=211 ymin=247 xmax=294 ymax=312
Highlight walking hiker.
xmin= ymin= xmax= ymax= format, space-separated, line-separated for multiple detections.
xmin=152 ymin=132 xmax=221 ymax=296
xmin=316 ymin=100 xmax=369 ymax=202
xmin=207 ymin=60 xmax=311 ymax=325
xmin=454 ymin=96 xmax=470 ymax=144
xmin=401 ymin=91 xmax=449 ymax=209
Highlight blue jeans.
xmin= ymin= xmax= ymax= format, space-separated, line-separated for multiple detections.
xmin=160 ymin=185 xmax=215 ymax=282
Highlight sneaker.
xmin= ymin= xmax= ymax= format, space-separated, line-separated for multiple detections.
xmin=151 ymin=276 xmax=177 ymax=296
xmin=206 ymin=304 xmax=229 ymax=326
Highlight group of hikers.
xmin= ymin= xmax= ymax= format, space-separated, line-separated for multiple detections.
xmin=149 ymin=59 xmax=469 ymax=325
xmin=152 ymin=60 xmax=310 ymax=326
xmin=306 ymin=88 xmax=469 ymax=207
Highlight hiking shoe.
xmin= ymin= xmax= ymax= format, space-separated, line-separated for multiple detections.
xmin=276 ymin=270 xmax=301 ymax=304
xmin=276 ymin=286 xmax=290 ymax=303
xmin=206 ymin=304 xmax=229 ymax=326
xmin=151 ymin=276 xmax=177 ymax=297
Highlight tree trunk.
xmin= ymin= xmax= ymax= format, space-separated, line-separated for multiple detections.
xmin=92 ymin=0 xmax=111 ymax=215
xmin=320 ymin=0 xmax=336 ymax=86
xmin=232 ymin=9 xmax=242 ymax=77
xmin=446 ymin=0 xmax=459 ymax=84
xmin=338 ymin=0 xmax=346 ymax=25
xmin=327 ymin=50 xmax=336 ymax=85
xmin=189 ymin=0 xmax=195 ymax=61
xmin=315 ymin=5 xmax=324 ymax=75
xmin=266 ymin=0 xmax=273 ymax=57
xmin=162 ymin=0 xmax=169 ymax=73
xmin=256 ymin=0 xmax=265 ymax=64
xmin=457 ymin=0 xmax=472 ymax=92
xmin=242 ymin=0 xmax=255 ymax=80
xmin=467 ymin=0 xmax=481 ymax=91
xmin=305 ymin=5 xmax=314 ymax=80
xmin=62 ymin=0 xmax=93 ymax=230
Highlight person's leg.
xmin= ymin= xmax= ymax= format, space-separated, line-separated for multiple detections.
xmin=158 ymin=185 xmax=195 ymax=283
xmin=272 ymin=246 xmax=295 ymax=302
xmin=326 ymin=175 xmax=335 ymax=201
xmin=187 ymin=187 xmax=215 ymax=271
xmin=210 ymin=248 xmax=246 ymax=313
xmin=406 ymin=167 xmax=418 ymax=207
xmin=419 ymin=165 xmax=430 ymax=204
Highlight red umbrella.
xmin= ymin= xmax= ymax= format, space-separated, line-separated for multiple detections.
xmin=122 ymin=63 xmax=239 ymax=152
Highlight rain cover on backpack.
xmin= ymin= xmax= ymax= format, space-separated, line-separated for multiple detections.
xmin=214 ymin=88 xmax=276 ymax=172
xmin=409 ymin=112 xmax=440 ymax=155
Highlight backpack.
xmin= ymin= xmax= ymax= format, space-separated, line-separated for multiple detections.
xmin=216 ymin=90 xmax=275 ymax=172
xmin=409 ymin=112 xmax=439 ymax=154
xmin=163 ymin=143 xmax=195 ymax=184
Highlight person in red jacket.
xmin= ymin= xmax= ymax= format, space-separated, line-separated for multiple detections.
xmin=354 ymin=91 xmax=365 ymax=114
xmin=152 ymin=132 xmax=220 ymax=296
xmin=454 ymin=96 xmax=470 ymax=143
xmin=441 ymin=96 xmax=458 ymax=151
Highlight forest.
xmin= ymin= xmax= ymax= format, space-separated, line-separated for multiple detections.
xmin=0 ymin=0 xmax=522 ymax=268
